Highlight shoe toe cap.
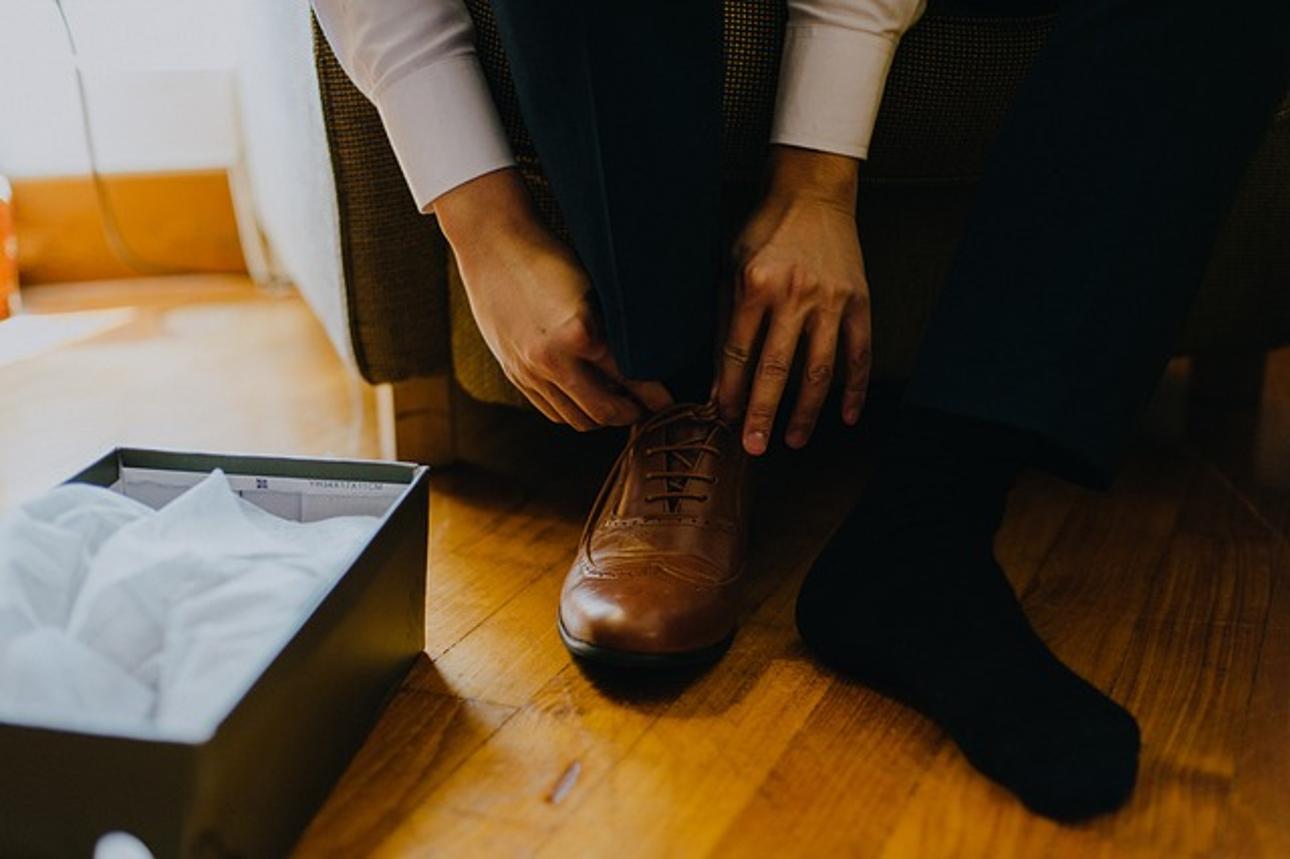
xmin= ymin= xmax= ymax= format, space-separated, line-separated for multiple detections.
xmin=560 ymin=561 xmax=736 ymax=655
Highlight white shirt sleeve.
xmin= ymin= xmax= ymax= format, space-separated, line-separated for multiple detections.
xmin=312 ymin=0 xmax=516 ymax=212
xmin=773 ymin=0 xmax=927 ymax=159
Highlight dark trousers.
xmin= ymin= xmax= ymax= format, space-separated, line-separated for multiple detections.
xmin=490 ymin=0 xmax=1289 ymax=485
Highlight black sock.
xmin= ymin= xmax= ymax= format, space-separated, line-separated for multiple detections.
xmin=796 ymin=406 xmax=1140 ymax=822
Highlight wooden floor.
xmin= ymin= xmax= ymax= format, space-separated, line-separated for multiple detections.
xmin=0 ymin=276 xmax=381 ymax=510
xmin=3 ymin=277 xmax=1288 ymax=857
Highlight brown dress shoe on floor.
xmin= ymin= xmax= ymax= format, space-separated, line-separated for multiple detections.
xmin=558 ymin=401 xmax=749 ymax=667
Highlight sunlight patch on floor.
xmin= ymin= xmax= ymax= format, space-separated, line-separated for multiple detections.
xmin=0 ymin=308 xmax=136 ymax=369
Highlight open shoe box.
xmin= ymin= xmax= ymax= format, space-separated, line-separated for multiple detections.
xmin=0 ymin=448 xmax=430 ymax=858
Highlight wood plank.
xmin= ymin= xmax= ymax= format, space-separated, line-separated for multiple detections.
xmin=365 ymin=806 xmax=548 ymax=859
xmin=295 ymin=689 xmax=515 ymax=857
xmin=1 ymin=277 xmax=380 ymax=510
xmin=712 ymin=680 xmax=943 ymax=859
xmin=1094 ymin=535 xmax=1272 ymax=855
xmin=534 ymin=621 xmax=832 ymax=858
xmin=1216 ymin=541 xmax=1290 ymax=856
xmin=424 ymin=549 xmax=549 ymax=660
xmin=401 ymin=661 xmax=665 ymax=834
xmin=424 ymin=559 xmax=572 ymax=706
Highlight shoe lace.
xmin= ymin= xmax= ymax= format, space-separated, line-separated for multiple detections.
xmin=640 ymin=404 xmax=723 ymax=507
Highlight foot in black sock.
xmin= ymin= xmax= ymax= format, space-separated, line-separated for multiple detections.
xmin=796 ymin=407 xmax=1140 ymax=822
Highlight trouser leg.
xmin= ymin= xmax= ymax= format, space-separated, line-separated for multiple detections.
xmin=488 ymin=0 xmax=724 ymax=398
xmin=906 ymin=0 xmax=1290 ymax=486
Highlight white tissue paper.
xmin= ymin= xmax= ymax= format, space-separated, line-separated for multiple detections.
xmin=0 ymin=470 xmax=379 ymax=738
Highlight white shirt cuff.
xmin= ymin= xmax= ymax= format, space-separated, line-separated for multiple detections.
xmin=771 ymin=24 xmax=899 ymax=159
xmin=372 ymin=54 xmax=517 ymax=213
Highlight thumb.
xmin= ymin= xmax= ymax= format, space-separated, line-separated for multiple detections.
xmin=591 ymin=350 xmax=675 ymax=413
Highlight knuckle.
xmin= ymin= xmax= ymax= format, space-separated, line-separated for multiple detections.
xmin=562 ymin=321 xmax=595 ymax=352
xmin=746 ymin=403 xmax=777 ymax=424
xmin=722 ymin=342 xmax=752 ymax=366
xmin=526 ymin=341 xmax=558 ymax=371
xmin=825 ymin=285 xmax=851 ymax=312
xmin=806 ymin=363 xmax=834 ymax=385
xmin=844 ymin=374 xmax=868 ymax=392
xmin=786 ymin=270 xmax=819 ymax=300
xmin=758 ymin=356 xmax=791 ymax=379
xmin=742 ymin=261 xmax=775 ymax=294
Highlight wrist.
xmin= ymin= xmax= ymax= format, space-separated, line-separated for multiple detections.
xmin=765 ymin=145 xmax=859 ymax=211
xmin=433 ymin=167 xmax=547 ymax=256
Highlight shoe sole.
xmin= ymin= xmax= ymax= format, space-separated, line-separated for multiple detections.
xmin=557 ymin=616 xmax=735 ymax=669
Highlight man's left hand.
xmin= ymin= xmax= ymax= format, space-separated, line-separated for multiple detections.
xmin=716 ymin=146 xmax=872 ymax=455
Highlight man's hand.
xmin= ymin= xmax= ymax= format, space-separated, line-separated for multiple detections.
xmin=436 ymin=169 xmax=673 ymax=430
xmin=716 ymin=147 xmax=872 ymax=455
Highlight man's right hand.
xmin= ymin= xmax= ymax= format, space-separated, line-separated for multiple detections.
xmin=434 ymin=169 xmax=673 ymax=430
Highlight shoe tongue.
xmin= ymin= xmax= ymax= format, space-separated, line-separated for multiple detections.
xmin=620 ymin=404 xmax=725 ymax=517
xmin=661 ymin=416 xmax=704 ymax=511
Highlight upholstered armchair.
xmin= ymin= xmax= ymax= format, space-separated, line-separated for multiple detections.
xmin=297 ymin=1 xmax=1289 ymax=464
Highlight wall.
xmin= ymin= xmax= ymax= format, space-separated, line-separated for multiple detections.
xmin=0 ymin=0 xmax=244 ymax=178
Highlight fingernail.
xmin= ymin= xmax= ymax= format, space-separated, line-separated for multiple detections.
xmin=786 ymin=429 xmax=806 ymax=449
xmin=844 ymin=408 xmax=859 ymax=425
xmin=745 ymin=430 xmax=767 ymax=455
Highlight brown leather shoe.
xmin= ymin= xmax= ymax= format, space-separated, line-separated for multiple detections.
xmin=558 ymin=401 xmax=749 ymax=667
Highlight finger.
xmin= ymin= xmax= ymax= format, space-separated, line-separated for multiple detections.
xmin=559 ymin=361 xmax=644 ymax=426
xmin=715 ymin=295 xmax=766 ymax=423
xmin=742 ymin=311 xmax=804 ymax=456
xmin=541 ymin=383 xmax=598 ymax=431
xmin=785 ymin=311 xmax=841 ymax=449
xmin=589 ymin=350 xmax=675 ymax=413
xmin=526 ymin=342 xmax=635 ymax=428
xmin=516 ymin=379 xmax=565 ymax=425
xmin=841 ymin=296 xmax=872 ymax=425
xmin=568 ymin=334 xmax=657 ymax=422
xmin=622 ymin=378 xmax=675 ymax=412
xmin=554 ymin=345 xmax=655 ymax=423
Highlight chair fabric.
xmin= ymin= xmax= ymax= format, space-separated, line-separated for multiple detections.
xmin=311 ymin=3 xmax=1290 ymax=408
xmin=313 ymin=23 xmax=451 ymax=383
